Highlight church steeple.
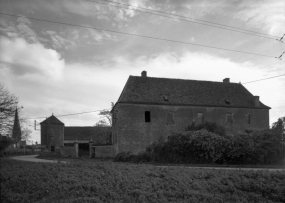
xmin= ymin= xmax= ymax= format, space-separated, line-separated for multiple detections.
xmin=12 ymin=108 xmax=22 ymax=144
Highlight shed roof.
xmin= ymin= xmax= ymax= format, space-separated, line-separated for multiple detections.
xmin=64 ymin=126 xmax=112 ymax=144
xmin=116 ymin=76 xmax=270 ymax=109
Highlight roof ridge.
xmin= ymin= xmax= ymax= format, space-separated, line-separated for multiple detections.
xmin=129 ymin=75 xmax=240 ymax=84
xmin=116 ymin=75 xmax=270 ymax=109
xmin=65 ymin=126 xmax=111 ymax=128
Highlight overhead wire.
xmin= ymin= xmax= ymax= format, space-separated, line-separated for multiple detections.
xmin=176 ymin=74 xmax=285 ymax=98
xmin=26 ymin=107 xmax=111 ymax=120
xmin=0 ymin=12 xmax=278 ymax=59
xmin=88 ymin=0 xmax=281 ymax=40
xmin=24 ymin=74 xmax=284 ymax=119
xmin=242 ymin=74 xmax=285 ymax=84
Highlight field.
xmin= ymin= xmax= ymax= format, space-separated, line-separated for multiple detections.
xmin=1 ymin=158 xmax=285 ymax=203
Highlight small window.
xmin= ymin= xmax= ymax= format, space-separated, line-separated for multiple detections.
xmin=247 ymin=113 xmax=251 ymax=125
xmin=226 ymin=113 xmax=233 ymax=124
xmin=166 ymin=112 xmax=174 ymax=125
xmin=197 ymin=113 xmax=204 ymax=124
xmin=145 ymin=111 xmax=151 ymax=122
xmin=50 ymin=146 xmax=55 ymax=152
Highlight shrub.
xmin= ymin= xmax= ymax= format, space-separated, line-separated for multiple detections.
xmin=114 ymin=151 xmax=135 ymax=162
xmin=0 ymin=139 xmax=12 ymax=152
xmin=145 ymin=128 xmax=284 ymax=165
xmin=147 ymin=130 xmax=230 ymax=164
xmin=185 ymin=121 xmax=227 ymax=137
xmin=114 ymin=151 xmax=153 ymax=163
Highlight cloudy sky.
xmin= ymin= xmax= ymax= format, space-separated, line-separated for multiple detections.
xmin=0 ymin=0 xmax=284 ymax=144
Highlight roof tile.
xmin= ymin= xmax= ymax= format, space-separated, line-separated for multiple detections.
xmin=117 ymin=76 xmax=270 ymax=109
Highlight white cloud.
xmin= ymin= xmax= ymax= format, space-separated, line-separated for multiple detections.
xmin=236 ymin=0 xmax=285 ymax=36
xmin=2 ymin=50 xmax=283 ymax=143
xmin=0 ymin=37 xmax=65 ymax=79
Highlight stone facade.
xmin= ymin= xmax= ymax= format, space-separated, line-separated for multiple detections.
xmin=40 ymin=115 xmax=64 ymax=152
xmin=112 ymin=71 xmax=270 ymax=156
xmin=40 ymin=115 xmax=112 ymax=157
xmin=112 ymin=103 xmax=269 ymax=155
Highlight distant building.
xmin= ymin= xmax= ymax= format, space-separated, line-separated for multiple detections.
xmin=40 ymin=115 xmax=112 ymax=157
xmin=111 ymin=71 xmax=270 ymax=155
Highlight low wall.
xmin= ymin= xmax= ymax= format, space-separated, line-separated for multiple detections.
xmin=94 ymin=145 xmax=113 ymax=158
xmin=60 ymin=146 xmax=76 ymax=157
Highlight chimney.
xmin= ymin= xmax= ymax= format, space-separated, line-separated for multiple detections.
xmin=223 ymin=78 xmax=230 ymax=83
xmin=141 ymin=70 xmax=147 ymax=77
xmin=253 ymin=96 xmax=260 ymax=107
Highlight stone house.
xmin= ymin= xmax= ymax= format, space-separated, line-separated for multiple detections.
xmin=111 ymin=71 xmax=270 ymax=155
xmin=40 ymin=115 xmax=112 ymax=157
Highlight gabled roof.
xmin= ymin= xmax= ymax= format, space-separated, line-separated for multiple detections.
xmin=40 ymin=115 xmax=64 ymax=125
xmin=64 ymin=126 xmax=112 ymax=144
xmin=116 ymin=76 xmax=270 ymax=109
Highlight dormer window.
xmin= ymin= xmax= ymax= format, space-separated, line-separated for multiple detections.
xmin=163 ymin=95 xmax=169 ymax=101
xmin=224 ymin=99 xmax=231 ymax=104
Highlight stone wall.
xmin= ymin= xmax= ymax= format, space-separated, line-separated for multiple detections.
xmin=112 ymin=103 xmax=270 ymax=155
xmin=93 ymin=145 xmax=113 ymax=158
xmin=60 ymin=146 xmax=76 ymax=157
xmin=41 ymin=123 xmax=64 ymax=149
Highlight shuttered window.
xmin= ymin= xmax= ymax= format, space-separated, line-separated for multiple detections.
xmin=166 ymin=112 xmax=174 ymax=124
xmin=197 ymin=113 xmax=204 ymax=124
xmin=226 ymin=113 xmax=233 ymax=124
xmin=247 ymin=113 xmax=251 ymax=124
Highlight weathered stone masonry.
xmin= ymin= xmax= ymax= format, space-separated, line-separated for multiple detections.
xmin=112 ymin=71 xmax=270 ymax=156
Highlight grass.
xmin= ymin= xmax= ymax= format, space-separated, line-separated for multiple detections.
xmin=1 ymin=158 xmax=285 ymax=203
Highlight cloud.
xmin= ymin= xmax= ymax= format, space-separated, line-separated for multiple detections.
xmin=2 ymin=50 xmax=283 ymax=143
xmin=0 ymin=17 xmax=44 ymax=44
xmin=235 ymin=0 xmax=285 ymax=36
xmin=0 ymin=37 xmax=65 ymax=79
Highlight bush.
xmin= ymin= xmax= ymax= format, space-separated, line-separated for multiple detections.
xmin=147 ymin=130 xmax=230 ymax=164
xmin=145 ymin=128 xmax=284 ymax=165
xmin=0 ymin=139 xmax=12 ymax=152
xmin=185 ymin=122 xmax=227 ymax=137
xmin=114 ymin=151 xmax=153 ymax=163
xmin=114 ymin=151 xmax=135 ymax=162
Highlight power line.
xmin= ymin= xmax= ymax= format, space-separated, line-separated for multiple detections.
xmin=90 ymin=0 xmax=281 ymax=40
xmin=26 ymin=107 xmax=111 ymax=120
xmin=0 ymin=12 xmax=277 ymax=59
xmin=176 ymin=74 xmax=285 ymax=98
xmin=242 ymin=74 xmax=285 ymax=84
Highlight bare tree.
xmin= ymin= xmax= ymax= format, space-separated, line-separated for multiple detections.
xmin=0 ymin=84 xmax=18 ymax=136
xmin=21 ymin=127 xmax=32 ymax=142
xmin=94 ymin=102 xmax=114 ymax=127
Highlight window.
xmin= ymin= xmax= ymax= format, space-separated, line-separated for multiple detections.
xmin=226 ymin=113 xmax=233 ymax=124
xmin=197 ymin=113 xmax=204 ymax=124
xmin=166 ymin=112 xmax=174 ymax=125
xmin=145 ymin=111 xmax=151 ymax=122
xmin=246 ymin=113 xmax=251 ymax=125
xmin=50 ymin=146 xmax=55 ymax=152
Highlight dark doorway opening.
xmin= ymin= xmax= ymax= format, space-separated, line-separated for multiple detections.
xmin=78 ymin=143 xmax=89 ymax=157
